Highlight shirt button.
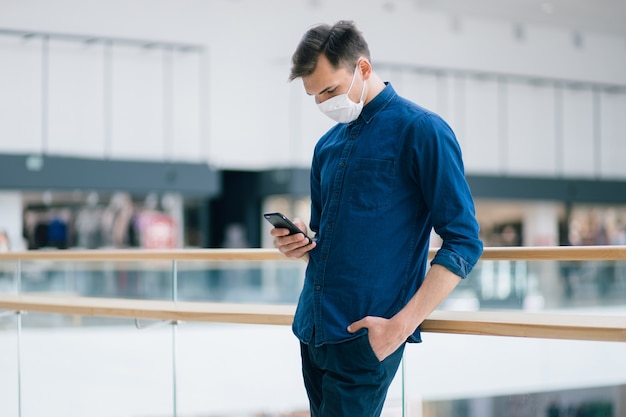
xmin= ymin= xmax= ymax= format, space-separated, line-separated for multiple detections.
xmin=333 ymin=192 xmax=338 ymax=199
xmin=339 ymin=162 xmax=345 ymax=168
xmin=315 ymin=285 xmax=321 ymax=291
xmin=327 ymin=224 xmax=333 ymax=229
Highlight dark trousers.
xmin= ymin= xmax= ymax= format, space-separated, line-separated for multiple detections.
xmin=300 ymin=333 xmax=405 ymax=417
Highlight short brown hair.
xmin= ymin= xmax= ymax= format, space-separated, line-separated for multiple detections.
xmin=289 ymin=20 xmax=371 ymax=81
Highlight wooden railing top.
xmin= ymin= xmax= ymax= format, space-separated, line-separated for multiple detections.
xmin=0 ymin=245 xmax=625 ymax=262
xmin=0 ymin=248 xmax=288 ymax=262
xmin=0 ymin=294 xmax=624 ymax=342
xmin=0 ymin=294 xmax=295 ymax=326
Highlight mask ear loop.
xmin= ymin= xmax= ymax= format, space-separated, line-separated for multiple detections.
xmin=345 ymin=61 xmax=360 ymax=94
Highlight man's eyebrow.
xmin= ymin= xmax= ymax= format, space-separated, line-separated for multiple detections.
xmin=318 ymin=85 xmax=334 ymax=95
xmin=306 ymin=85 xmax=335 ymax=96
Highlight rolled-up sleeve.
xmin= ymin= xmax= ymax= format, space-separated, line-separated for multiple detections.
xmin=413 ymin=114 xmax=483 ymax=279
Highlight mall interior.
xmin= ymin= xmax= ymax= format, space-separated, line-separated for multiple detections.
xmin=0 ymin=1 xmax=626 ymax=416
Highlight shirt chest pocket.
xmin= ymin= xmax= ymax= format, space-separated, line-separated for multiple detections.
xmin=348 ymin=158 xmax=396 ymax=211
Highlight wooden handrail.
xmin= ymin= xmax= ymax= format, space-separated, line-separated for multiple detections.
xmin=422 ymin=310 xmax=626 ymax=342
xmin=0 ymin=248 xmax=288 ymax=262
xmin=477 ymin=245 xmax=626 ymax=261
xmin=0 ymin=294 xmax=623 ymax=342
xmin=0 ymin=245 xmax=625 ymax=262
xmin=0 ymin=294 xmax=295 ymax=326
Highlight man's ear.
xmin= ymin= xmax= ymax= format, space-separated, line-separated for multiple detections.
xmin=358 ymin=59 xmax=373 ymax=80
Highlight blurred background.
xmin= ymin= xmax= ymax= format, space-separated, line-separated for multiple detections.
xmin=1 ymin=0 xmax=625 ymax=253
xmin=1 ymin=1 xmax=626 ymax=416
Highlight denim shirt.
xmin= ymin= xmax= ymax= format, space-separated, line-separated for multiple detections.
xmin=292 ymin=83 xmax=483 ymax=347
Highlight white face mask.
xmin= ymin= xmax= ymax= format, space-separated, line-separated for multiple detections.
xmin=316 ymin=63 xmax=366 ymax=123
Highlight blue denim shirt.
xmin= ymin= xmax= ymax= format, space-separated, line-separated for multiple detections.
xmin=293 ymin=83 xmax=483 ymax=347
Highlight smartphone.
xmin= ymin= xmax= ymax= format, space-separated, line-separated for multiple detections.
xmin=263 ymin=212 xmax=312 ymax=244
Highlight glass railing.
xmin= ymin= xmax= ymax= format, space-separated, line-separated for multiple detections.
xmin=0 ymin=247 xmax=625 ymax=417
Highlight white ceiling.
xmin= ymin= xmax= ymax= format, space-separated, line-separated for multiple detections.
xmin=413 ymin=0 xmax=626 ymax=36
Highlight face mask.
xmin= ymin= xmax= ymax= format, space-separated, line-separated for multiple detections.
xmin=316 ymin=63 xmax=366 ymax=123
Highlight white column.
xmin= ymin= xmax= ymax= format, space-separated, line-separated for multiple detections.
xmin=0 ymin=192 xmax=24 ymax=251
xmin=161 ymin=192 xmax=184 ymax=248
xmin=522 ymin=203 xmax=560 ymax=246
xmin=522 ymin=202 xmax=561 ymax=308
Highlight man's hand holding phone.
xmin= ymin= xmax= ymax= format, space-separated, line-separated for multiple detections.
xmin=264 ymin=212 xmax=315 ymax=260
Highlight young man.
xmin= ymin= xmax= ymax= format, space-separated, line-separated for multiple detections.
xmin=271 ymin=20 xmax=483 ymax=417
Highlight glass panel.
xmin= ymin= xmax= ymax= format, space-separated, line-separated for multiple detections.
xmin=0 ymin=260 xmax=19 ymax=415
xmin=556 ymin=260 xmax=626 ymax=309
xmin=19 ymin=314 xmax=174 ymax=417
xmin=403 ymin=334 xmax=626 ymax=417
xmin=2 ymin=259 xmax=178 ymax=416
xmin=443 ymin=259 xmax=626 ymax=312
xmin=423 ymin=385 xmax=623 ymax=417
xmin=176 ymin=259 xmax=305 ymax=304
xmin=0 ymin=311 xmax=19 ymax=416
xmin=0 ymin=259 xmax=17 ymax=294
xmin=177 ymin=321 xmax=307 ymax=416
xmin=3 ymin=254 xmax=624 ymax=416
xmin=385 ymin=363 xmax=405 ymax=416
xmin=176 ymin=259 xmax=307 ymax=414
xmin=17 ymin=260 xmax=174 ymax=299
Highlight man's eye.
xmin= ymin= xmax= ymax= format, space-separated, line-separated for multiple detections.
xmin=326 ymin=89 xmax=336 ymax=94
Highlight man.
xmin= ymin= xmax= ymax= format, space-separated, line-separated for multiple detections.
xmin=271 ymin=20 xmax=483 ymax=417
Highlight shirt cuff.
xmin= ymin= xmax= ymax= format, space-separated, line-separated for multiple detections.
xmin=431 ymin=248 xmax=473 ymax=279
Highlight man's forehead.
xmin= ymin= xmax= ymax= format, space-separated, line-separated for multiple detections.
xmin=302 ymin=60 xmax=349 ymax=95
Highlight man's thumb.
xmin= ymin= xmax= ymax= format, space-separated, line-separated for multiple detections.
xmin=347 ymin=319 xmax=365 ymax=334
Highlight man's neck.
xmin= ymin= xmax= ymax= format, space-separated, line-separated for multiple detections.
xmin=364 ymin=72 xmax=386 ymax=106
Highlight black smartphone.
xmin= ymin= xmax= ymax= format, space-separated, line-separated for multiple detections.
xmin=263 ymin=212 xmax=312 ymax=244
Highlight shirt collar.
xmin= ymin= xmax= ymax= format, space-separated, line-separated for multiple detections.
xmin=358 ymin=82 xmax=396 ymax=124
